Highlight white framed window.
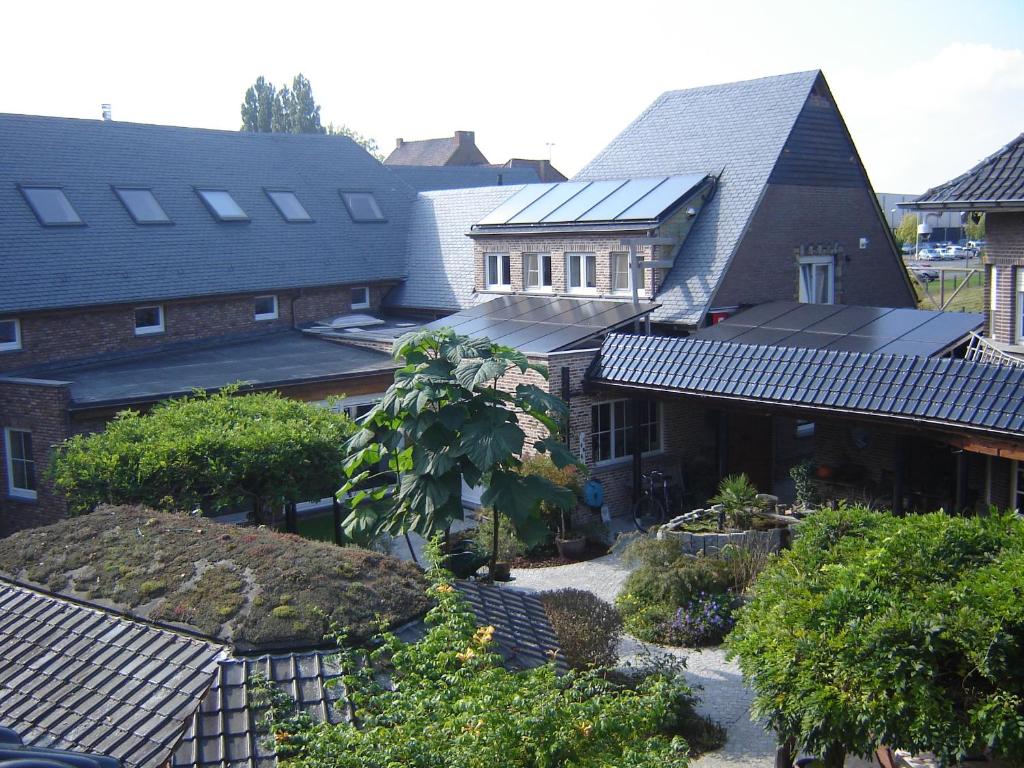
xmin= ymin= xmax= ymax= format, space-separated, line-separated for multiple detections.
xmin=254 ymin=295 xmax=278 ymax=321
xmin=0 ymin=319 xmax=21 ymax=352
xmin=485 ymin=253 xmax=511 ymax=289
xmin=798 ymin=255 xmax=835 ymax=304
xmin=351 ymin=286 xmax=370 ymax=309
xmin=611 ymin=252 xmax=645 ymax=294
xmin=567 ymin=252 xmax=597 ymax=293
xmin=991 ymin=267 xmax=1000 ymax=312
xmin=795 ymin=420 xmax=815 ymax=438
xmin=1017 ymin=269 xmax=1024 ymax=345
xmin=4 ymin=428 xmax=36 ymax=500
xmin=134 ymin=305 xmax=164 ymax=336
xmin=523 ymin=253 xmax=552 ymax=290
xmin=591 ymin=399 xmax=662 ymax=464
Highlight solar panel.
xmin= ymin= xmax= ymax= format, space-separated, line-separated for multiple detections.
xmin=575 ymin=178 xmax=666 ymax=222
xmin=763 ymin=303 xmax=843 ymax=331
xmin=476 ymin=184 xmax=557 ymax=226
xmin=541 ymin=180 xmax=627 ymax=223
xmin=824 ymin=334 xmax=888 ymax=354
xmin=508 ymin=182 xmax=591 ymax=224
xmin=803 ymin=305 xmax=890 ymax=335
xmin=900 ymin=313 xmax=983 ymax=344
xmin=721 ymin=302 xmax=797 ymax=329
xmin=849 ymin=308 xmax=930 ymax=341
xmin=616 ymin=174 xmax=707 ymax=220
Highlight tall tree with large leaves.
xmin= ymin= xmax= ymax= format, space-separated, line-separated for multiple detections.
xmin=339 ymin=329 xmax=577 ymax=574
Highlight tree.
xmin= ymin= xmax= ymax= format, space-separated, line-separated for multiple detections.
xmin=240 ymin=76 xmax=275 ymax=133
xmin=727 ymin=506 xmax=1024 ymax=767
xmin=965 ymin=212 xmax=986 ymax=242
xmin=51 ymin=387 xmax=355 ymax=523
xmin=288 ymin=74 xmax=323 ymax=134
xmin=326 ymin=122 xmax=383 ymax=161
xmin=339 ymin=328 xmax=577 ymax=574
xmin=895 ymin=212 xmax=918 ymax=249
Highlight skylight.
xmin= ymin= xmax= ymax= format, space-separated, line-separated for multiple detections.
xmin=115 ymin=188 xmax=170 ymax=224
xmin=20 ymin=186 xmax=83 ymax=226
xmin=266 ymin=190 xmax=312 ymax=222
xmin=340 ymin=192 xmax=385 ymax=222
xmin=196 ymin=189 xmax=249 ymax=221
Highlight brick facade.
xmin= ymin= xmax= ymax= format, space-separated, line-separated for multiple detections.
xmin=982 ymin=213 xmax=1024 ymax=345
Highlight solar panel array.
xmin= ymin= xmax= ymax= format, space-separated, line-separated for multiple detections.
xmin=425 ymin=295 xmax=657 ymax=353
xmin=474 ymin=174 xmax=708 ymax=227
xmin=695 ymin=301 xmax=983 ymax=357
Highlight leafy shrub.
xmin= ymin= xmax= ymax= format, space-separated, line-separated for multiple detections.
xmin=539 ymin=588 xmax=623 ymax=669
xmin=719 ymin=541 xmax=775 ymax=594
xmin=709 ymin=473 xmax=759 ymax=529
xmin=789 ymin=459 xmax=817 ymax=508
xmin=666 ymin=592 xmax=736 ymax=647
xmin=617 ymin=538 xmax=734 ymax=645
xmin=519 ymin=453 xmax=584 ymax=538
xmin=273 ymin=571 xmax=696 ymax=768
xmin=472 ymin=508 xmax=531 ymax=560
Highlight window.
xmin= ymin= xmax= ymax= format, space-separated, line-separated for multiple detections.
xmin=991 ymin=267 xmax=1000 ymax=312
xmin=196 ymin=189 xmax=249 ymax=221
xmin=20 ymin=186 xmax=83 ymax=226
xmin=4 ymin=428 xmax=36 ymax=500
xmin=611 ymin=252 xmax=646 ymax=294
xmin=340 ymin=192 xmax=385 ymax=222
xmin=351 ymin=286 xmax=370 ymax=309
xmin=1015 ymin=460 xmax=1024 ymax=512
xmin=523 ymin=253 xmax=552 ymax=290
xmin=798 ymin=255 xmax=835 ymax=304
xmin=590 ymin=399 xmax=662 ymax=464
xmin=795 ymin=420 xmax=815 ymax=438
xmin=266 ymin=190 xmax=312 ymax=222
xmin=485 ymin=253 xmax=511 ymax=288
xmin=134 ymin=305 xmax=164 ymax=335
xmin=114 ymin=188 xmax=170 ymax=224
xmin=254 ymin=295 xmax=278 ymax=321
xmin=1017 ymin=269 xmax=1024 ymax=344
xmin=0 ymin=320 xmax=21 ymax=352
xmin=567 ymin=253 xmax=597 ymax=292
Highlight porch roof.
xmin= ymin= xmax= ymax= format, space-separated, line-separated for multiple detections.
xmin=588 ymin=332 xmax=1024 ymax=440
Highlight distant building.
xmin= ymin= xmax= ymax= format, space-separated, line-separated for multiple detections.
xmin=877 ymin=191 xmax=963 ymax=241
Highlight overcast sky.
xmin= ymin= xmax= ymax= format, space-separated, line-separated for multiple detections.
xmin=3 ymin=0 xmax=1022 ymax=192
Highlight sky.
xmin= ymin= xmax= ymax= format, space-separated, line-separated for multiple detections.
xmin=2 ymin=0 xmax=1022 ymax=193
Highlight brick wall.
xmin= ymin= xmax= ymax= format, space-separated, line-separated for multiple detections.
xmin=0 ymin=378 xmax=72 ymax=535
xmin=712 ymin=184 xmax=916 ymax=310
xmin=982 ymin=213 xmax=1024 ymax=344
xmin=0 ymin=282 xmax=393 ymax=373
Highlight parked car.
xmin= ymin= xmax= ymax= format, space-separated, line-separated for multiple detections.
xmin=917 ymin=248 xmax=940 ymax=260
xmin=940 ymin=245 xmax=970 ymax=259
xmin=968 ymin=240 xmax=987 ymax=250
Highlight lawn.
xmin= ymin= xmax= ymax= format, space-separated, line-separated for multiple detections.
xmin=914 ymin=270 xmax=984 ymax=313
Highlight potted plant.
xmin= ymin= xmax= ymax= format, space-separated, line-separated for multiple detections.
xmin=555 ymin=504 xmax=587 ymax=560
xmin=709 ymin=473 xmax=759 ymax=530
xmin=518 ymin=455 xmax=587 ymax=560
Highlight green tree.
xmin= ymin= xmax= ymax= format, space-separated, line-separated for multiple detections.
xmin=339 ymin=329 xmax=577 ymax=574
xmin=895 ymin=212 xmax=918 ymax=249
xmin=240 ymin=75 xmax=275 ymax=133
xmin=51 ymin=387 xmax=354 ymax=522
xmin=326 ymin=122 xmax=383 ymax=161
xmin=287 ymin=73 xmax=322 ymax=134
xmin=965 ymin=212 xmax=986 ymax=242
xmin=727 ymin=506 xmax=1024 ymax=767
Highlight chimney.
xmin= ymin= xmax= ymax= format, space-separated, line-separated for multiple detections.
xmin=395 ymin=137 xmax=404 ymax=149
xmin=497 ymin=173 xmax=503 ymax=186
xmin=454 ymin=130 xmax=475 ymax=147
xmin=101 ymin=103 xmax=112 ymax=122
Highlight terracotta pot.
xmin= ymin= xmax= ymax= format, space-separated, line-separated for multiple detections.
xmin=555 ymin=537 xmax=587 ymax=560
xmin=490 ymin=561 xmax=512 ymax=581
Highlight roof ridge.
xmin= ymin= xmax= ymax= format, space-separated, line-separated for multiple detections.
xmin=917 ymin=129 xmax=1024 ymax=201
xmin=654 ymin=68 xmax=821 ymax=100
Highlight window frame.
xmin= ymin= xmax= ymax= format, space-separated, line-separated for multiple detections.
xmin=485 ymin=253 xmax=512 ymax=289
xmin=351 ymin=286 xmax=371 ymax=310
xmin=0 ymin=319 xmax=22 ymax=353
xmin=340 ymin=191 xmax=387 ymax=223
xmin=4 ymin=427 xmax=36 ymax=500
xmin=133 ymin=305 xmax=165 ymax=336
xmin=19 ymin=185 xmax=84 ymax=227
xmin=195 ymin=188 xmax=250 ymax=222
xmin=1017 ymin=269 xmax=1024 ymax=345
xmin=590 ymin=398 xmax=663 ymax=466
xmin=798 ymin=255 xmax=835 ymax=304
xmin=523 ymin=253 xmax=553 ymax=291
xmin=113 ymin=186 xmax=172 ymax=225
xmin=265 ymin=189 xmax=313 ymax=223
xmin=610 ymin=251 xmax=645 ymax=294
xmin=566 ymin=252 xmax=597 ymax=294
xmin=253 ymin=295 xmax=279 ymax=321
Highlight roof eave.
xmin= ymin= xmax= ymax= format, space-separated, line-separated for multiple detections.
xmin=902 ymin=199 xmax=1024 ymax=213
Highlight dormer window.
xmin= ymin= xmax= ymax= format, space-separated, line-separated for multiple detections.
xmin=523 ymin=253 xmax=552 ymax=290
xmin=266 ymin=190 xmax=312 ymax=222
xmin=566 ymin=253 xmax=597 ymax=293
xmin=20 ymin=186 xmax=83 ymax=226
xmin=340 ymin=192 xmax=385 ymax=222
xmin=611 ymin=252 xmax=645 ymax=294
xmin=196 ymin=189 xmax=249 ymax=222
xmin=114 ymin=188 xmax=171 ymax=224
xmin=485 ymin=253 xmax=511 ymax=289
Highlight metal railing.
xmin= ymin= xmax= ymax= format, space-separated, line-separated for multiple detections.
xmin=964 ymin=332 xmax=1024 ymax=368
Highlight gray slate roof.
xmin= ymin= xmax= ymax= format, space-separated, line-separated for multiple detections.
xmin=387 ymin=165 xmax=540 ymax=191
xmin=910 ymin=131 xmax=1024 ymax=210
xmin=386 ymin=186 xmax=524 ymax=311
xmin=0 ymin=114 xmax=414 ymax=314
xmin=575 ymin=70 xmax=821 ymax=325
xmin=384 ymin=137 xmax=464 ymax=166
xmin=173 ymin=653 xmax=347 ymax=768
xmin=590 ymin=332 xmax=1024 ymax=438
xmin=0 ymin=579 xmax=226 ymax=768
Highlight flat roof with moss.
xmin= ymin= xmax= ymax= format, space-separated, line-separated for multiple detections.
xmin=0 ymin=506 xmax=430 ymax=652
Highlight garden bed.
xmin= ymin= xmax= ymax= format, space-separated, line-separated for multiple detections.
xmin=508 ymin=540 xmax=609 ymax=568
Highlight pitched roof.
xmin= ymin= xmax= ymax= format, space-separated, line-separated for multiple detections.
xmin=0 ymin=113 xmax=415 ymax=314
xmin=386 ymin=186 xmax=524 ymax=311
xmin=387 ymin=165 xmax=540 ymax=191
xmin=0 ymin=579 xmax=226 ymax=768
xmin=575 ymin=70 xmax=822 ymax=324
xmin=910 ymin=131 xmax=1024 ymax=211
xmin=384 ymin=136 xmax=464 ymax=165
xmin=589 ymin=332 xmax=1024 ymax=439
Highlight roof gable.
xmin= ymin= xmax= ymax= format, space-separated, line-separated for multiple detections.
xmin=575 ymin=70 xmax=821 ymax=324
xmin=912 ymin=131 xmax=1024 ymax=210
xmin=385 ymin=136 xmax=461 ymax=165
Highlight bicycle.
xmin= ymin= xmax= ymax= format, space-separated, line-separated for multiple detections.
xmin=632 ymin=470 xmax=673 ymax=532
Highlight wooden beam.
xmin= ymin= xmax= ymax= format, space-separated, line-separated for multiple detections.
xmin=948 ymin=435 xmax=1024 ymax=461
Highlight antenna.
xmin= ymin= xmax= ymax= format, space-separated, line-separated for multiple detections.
xmin=101 ymin=104 xmax=112 ymax=122
xmin=545 ymin=142 xmax=555 ymax=162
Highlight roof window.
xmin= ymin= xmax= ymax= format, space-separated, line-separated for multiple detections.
xmin=20 ymin=186 xmax=83 ymax=226
xmin=196 ymin=189 xmax=249 ymax=222
xmin=340 ymin=192 xmax=385 ymax=222
xmin=115 ymin=188 xmax=171 ymax=224
xmin=266 ymin=190 xmax=312 ymax=222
